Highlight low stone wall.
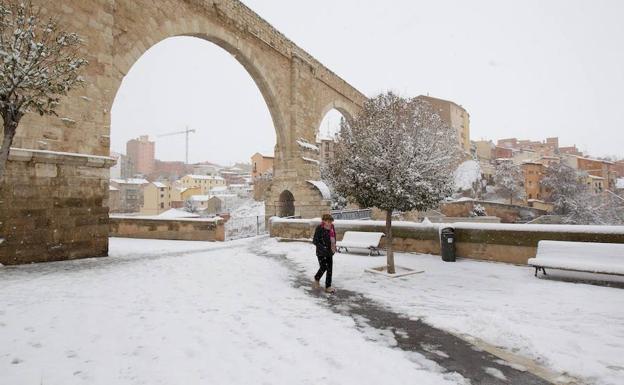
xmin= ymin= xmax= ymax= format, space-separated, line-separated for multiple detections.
xmin=269 ymin=218 xmax=624 ymax=265
xmin=110 ymin=216 xmax=225 ymax=241
xmin=0 ymin=148 xmax=115 ymax=265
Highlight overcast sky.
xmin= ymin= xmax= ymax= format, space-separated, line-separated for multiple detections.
xmin=111 ymin=0 xmax=624 ymax=165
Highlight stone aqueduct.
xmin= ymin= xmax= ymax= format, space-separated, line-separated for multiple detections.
xmin=0 ymin=0 xmax=366 ymax=264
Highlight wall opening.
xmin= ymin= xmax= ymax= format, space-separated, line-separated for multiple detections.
xmin=278 ymin=190 xmax=295 ymax=217
xmin=109 ymin=36 xmax=276 ymax=222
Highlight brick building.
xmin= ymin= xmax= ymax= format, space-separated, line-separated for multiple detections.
xmin=521 ymin=162 xmax=546 ymax=201
xmin=416 ymin=95 xmax=470 ymax=153
xmin=126 ymin=135 xmax=155 ymax=175
xmin=563 ymin=156 xmax=617 ymax=191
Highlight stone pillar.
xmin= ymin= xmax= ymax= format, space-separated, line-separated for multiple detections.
xmin=0 ymin=149 xmax=115 ymax=265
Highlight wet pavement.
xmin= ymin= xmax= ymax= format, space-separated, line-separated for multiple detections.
xmin=253 ymin=243 xmax=554 ymax=385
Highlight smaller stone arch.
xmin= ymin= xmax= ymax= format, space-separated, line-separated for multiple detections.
xmin=277 ymin=190 xmax=296 ymax=218
xmin=314 ymin=99 xmax=359 ymax=138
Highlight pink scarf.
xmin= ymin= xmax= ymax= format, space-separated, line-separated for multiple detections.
xmin=322 ymin=222 xmax=336 ymax=239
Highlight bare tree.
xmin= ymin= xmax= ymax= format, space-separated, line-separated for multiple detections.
xmin=494 ymin=161 xmax=524 ymax=204
xmin=0 ymin=0 xmax=87 ymax=179
xmin=542 ymin=163 xmax=624 ymax=225
xmin=327 ymin=92 xmax=459 ymax=274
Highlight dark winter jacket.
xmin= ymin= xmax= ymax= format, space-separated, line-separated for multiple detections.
xmin=313 ymin=225 xmax=334 ymax=258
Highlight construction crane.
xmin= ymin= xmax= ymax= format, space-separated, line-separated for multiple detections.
xmin=157 ymin=126 xmax=196 ymax=164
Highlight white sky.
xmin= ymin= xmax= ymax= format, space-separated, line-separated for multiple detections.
xmin=111 ymin=0 xmax=624 ymax=165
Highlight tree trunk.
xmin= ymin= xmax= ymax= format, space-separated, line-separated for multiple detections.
xmin=385 ymin=209 xmax=396 ymax=274
xmin=0 ymin=119 xmax=17 ymax=182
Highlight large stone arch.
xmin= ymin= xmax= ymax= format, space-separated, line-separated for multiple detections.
xmin=0 ymin=0 xmax=368 ymax=264
xmin=111 ymin=17 xmax=289 ymax=155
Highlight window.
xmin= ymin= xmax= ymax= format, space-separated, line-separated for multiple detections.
xmin=160 ymin=202 xmax=164 ymax=209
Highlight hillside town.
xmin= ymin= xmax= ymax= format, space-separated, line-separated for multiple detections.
xmin=109 ymin=94 xmax=624 ymax=227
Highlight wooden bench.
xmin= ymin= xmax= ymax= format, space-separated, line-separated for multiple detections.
xmin=528 ymin=240 xmax=624 ymax=277
xmin=337 ymin=231 xmax=385 ymax=256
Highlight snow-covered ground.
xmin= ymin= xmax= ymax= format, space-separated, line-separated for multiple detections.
xmin=263 ymin=239 xmax=624 ymax=385
xmin=229 ymin=199 xmax=264 ymax=219
xmin=0 ymin=238 xmax=466 ymax=385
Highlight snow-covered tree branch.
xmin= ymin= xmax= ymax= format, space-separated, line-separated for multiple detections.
xmin=542 ymin=163 xmax=624 ymax=225
xmin=494 ymin=161 xmax=524 ymax=204
xmin=327 ymin=92 xmax=460 ymax=273
xmin=0 ymin=0 xmax=87 ymax=179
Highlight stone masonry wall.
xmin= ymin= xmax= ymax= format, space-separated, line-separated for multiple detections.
xmin=269 ymin=218 xmax=624 ymax=265
xmin=0 ymin=149 xmax=114 ymax=265
xmin=110 ymin=217 xmax=225 ymax=242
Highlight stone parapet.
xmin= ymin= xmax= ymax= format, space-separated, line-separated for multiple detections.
xmin=109 ymin=216 xmax=225 ymax=241
xmin=269 ymin=218 xmax=624 ymax=265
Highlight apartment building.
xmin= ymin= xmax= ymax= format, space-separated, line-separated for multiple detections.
xmin=126 ymin=135 xmax=155 ymax=175
xmin=180 ymin=174 xmax=226 ymax=195
xmin=141 ymin=182 xmax=172 ymax=215
xmin=109 ymin=178 xmax=149 ymax=213
xmin=417 ymin=95 xmax=470 ymax=153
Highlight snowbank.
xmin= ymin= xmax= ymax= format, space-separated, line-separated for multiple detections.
xmin=0 ymin=238 xmax=467 ymax=385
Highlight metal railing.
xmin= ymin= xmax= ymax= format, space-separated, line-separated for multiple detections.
xmin=331 ymin=208 xmax=373 ymax=220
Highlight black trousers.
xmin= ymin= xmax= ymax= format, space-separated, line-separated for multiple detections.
xmin=314 ymin=253 xmax=333 ymax=288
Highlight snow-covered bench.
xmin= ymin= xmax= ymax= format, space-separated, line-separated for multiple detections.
xmin=337 ymin=231 xmax=385 ymax=256
xmin=528 ymin=240 xmax=624 ymax=277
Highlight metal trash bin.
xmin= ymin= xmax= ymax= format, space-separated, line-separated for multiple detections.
xmin=440 ymin=227 xmax=456 ymax=262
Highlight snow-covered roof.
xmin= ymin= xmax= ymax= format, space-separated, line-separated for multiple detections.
xmin=576 ymin=156 xmax=615 ymax=165
xmin=210 ymin=186 xmax=229 ymax=192
xmin=184 ymin=174 xmax=225 ymax=181
xmin=111 ymin=178 xmax=149 ymax=185
xmin=296 ymin=139 xmax=320 ymax=152
xmin=617 ymin=178 xmax=624 ymax=189
xmin=109 ymin=185 xmax=119 ymax=191
xmin=190 ymin=195 xmax=211 ymax=202
xmin=212 ymin=193 xmax=238 ymax=198
xmin=152 ymin=182 xmax=167 ymax=188
xmin=156 ymin=209 xmax=200 ymax=219
xmin=302 ymin=157 xmax=320 ymax=165
xmin=306 ymin=180 xmax=331 ymax=200
xmin=587 ymin=175 xmax=605 ymax=180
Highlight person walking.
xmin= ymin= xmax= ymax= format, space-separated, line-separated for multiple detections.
xmin=312 ymin=214 xmax=337 ymax=293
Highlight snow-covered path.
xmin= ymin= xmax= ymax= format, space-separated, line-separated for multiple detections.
xmin=1 ymin=238 xmax=466 ymax=385
xmin=265 ymin=239 xmax=624 ymax=385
